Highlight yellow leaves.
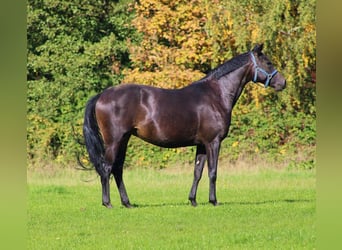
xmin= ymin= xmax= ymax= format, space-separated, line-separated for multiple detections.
xmin=79 ymin=157 xmax=89 ymax=165
xmin=304 ymin=24 xmax=315 ymax=33
xmin=128 ymin=0 xmax=221 ymax=86
xmin=279 ymin=148 xmax=286 ymax=155
xmin=302 ymin=53 xmax=309 ymax=68
xmin=251 ymin=25 xmax=260 ymax=43
xmin=247 ymin=84 xmax=268 ymax=110
xmin=123 ymin=65 xmax=205 ymax=89
xmin=126 ymin=0 xmax=316 ymax=118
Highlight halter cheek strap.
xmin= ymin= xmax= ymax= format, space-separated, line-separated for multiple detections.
xmin=250 ymin=52 xmax=278 ymax=88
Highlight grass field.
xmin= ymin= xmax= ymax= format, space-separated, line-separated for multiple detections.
xmin=27 ymin=165 xmax=315 ymax=249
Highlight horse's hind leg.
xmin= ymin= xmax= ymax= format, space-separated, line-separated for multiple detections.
xmin=112 ymin=134 xmax=132 ymax=208
xmin=101 ymin=173 xmax=112 ymax=208
xmin=189 ymin=145 xmax=206 ymax=206
xmin=101 ymin=144 xmax=117 ymax=208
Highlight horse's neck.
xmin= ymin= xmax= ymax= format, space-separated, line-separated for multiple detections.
xmin=216 ymin=64 xmax=252 ymax=112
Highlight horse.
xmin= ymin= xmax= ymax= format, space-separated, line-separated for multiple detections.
xmin=82 ymin=44 xmax=286 ymax=208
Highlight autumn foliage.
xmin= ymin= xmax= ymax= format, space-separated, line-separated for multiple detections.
xmin=27 ymin=0 xmax=315 ymax=168
xmin=124 ymin=0 xmax=315 ymax=113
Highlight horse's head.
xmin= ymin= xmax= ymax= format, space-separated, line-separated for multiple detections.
xmin=250 ymin=44 xmax=286 ymax=91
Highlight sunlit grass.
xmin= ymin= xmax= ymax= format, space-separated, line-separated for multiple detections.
xmin=28 ymin=166 xmax=315 ymax=249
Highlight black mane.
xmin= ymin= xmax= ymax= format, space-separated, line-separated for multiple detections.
xmin=196 ymin=52 xmax=250 ymax=83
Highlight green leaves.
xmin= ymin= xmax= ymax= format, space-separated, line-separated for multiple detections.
xmin=27 ymin=0 xmax=138 ymax=164
xmin=27 ymin=0 xmax=315 ymax=168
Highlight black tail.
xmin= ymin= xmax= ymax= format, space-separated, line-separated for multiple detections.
xmin=83 ymin=93 xmax=105 ymax=176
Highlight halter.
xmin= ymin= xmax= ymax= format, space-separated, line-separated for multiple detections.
xmin=250 ymin=52 xmax=278 ymax=88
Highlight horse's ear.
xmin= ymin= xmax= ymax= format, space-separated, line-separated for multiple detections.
xmin=252 ymin=43 xmax=264 ymax=54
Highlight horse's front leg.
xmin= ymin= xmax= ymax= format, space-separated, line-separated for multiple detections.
xmin=206 ymin=140 xmax=221 ymax=206
xmin=189 ymin=145 xmax=206 ymax=206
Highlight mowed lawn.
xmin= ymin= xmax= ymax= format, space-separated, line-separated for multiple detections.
xmin=27 ymin=166 xmax=315 ymax=249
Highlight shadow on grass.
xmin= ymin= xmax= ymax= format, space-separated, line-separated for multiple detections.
xmin=130 ymin=198 xmax=314 ymax=208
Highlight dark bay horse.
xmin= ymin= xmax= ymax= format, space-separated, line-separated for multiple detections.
xmin=83 ymin=44 xmax=286 ymax=208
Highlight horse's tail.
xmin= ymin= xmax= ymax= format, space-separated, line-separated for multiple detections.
xmin=83 ymin=93 xmax=105 ymax=176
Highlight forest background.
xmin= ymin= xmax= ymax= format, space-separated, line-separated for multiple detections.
xmin=27 ymin=0 xmax=316 ymax=170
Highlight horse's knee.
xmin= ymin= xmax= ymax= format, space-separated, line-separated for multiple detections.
xmin=208 ymin=171 xmax=217 ymax=182
xmin=96 ymin=162 xmax=112 ymax=178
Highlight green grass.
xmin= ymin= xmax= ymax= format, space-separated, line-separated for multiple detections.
xmin=28 ymin=166 xmax=315 ymax=249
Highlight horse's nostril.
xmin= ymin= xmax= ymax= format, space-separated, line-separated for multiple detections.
xmin=283 ymin=80 xmax=287 ymax=88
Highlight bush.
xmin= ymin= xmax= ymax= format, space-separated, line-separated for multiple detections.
xmin=27 ymin=0 xmax=316 ymax=169
xmin=27 ymin=0 xmax=140 ymax=166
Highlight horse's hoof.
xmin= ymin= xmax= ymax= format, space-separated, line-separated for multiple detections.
xmin=209 ymin=200 xmax=219 ymax=206
xmin=190 ymin=200 xmax=198 ymax=207
xmin=103 ymin=202 xmax=113 ymax=209
xmin=123 ymin=202 xmax=133 ymax=208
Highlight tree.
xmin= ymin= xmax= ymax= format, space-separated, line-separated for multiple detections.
xmin=125 ymin=0 xmax=316 ymax=114
xmin=27 ymin=0 xmax=139 ymax=164
xmin=27 ymin=0 xmax=316 ymax=168
xmin=123 ymin=0 xmax=316 ymax=167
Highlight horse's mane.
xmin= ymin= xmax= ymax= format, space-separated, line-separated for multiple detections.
xmin=195 ymin=52 xmax=250 ymax=83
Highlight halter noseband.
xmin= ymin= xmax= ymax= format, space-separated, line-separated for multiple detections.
xmin=250 ymin=52 xmax=278 ymax=88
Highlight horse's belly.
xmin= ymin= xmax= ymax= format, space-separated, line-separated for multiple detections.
xmin=134 ymin=122 xmax=197 ymax=148
xmin=138 ymin=135 xmax=196 ymax=148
